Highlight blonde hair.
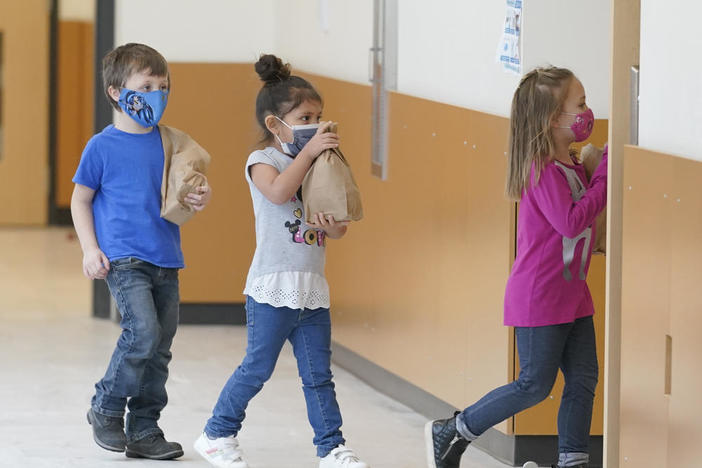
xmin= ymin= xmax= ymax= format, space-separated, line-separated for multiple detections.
xmin=505 ymin=66 xmax=574 ymax=201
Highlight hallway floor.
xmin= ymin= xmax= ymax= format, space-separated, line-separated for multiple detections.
xmin=0 ymin=228 xmax=518 ymax=468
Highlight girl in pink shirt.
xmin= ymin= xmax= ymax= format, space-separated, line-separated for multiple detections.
xmin=425 ymin=67 xmax=607 ymax=468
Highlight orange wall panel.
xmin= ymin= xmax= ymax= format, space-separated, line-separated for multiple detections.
xmin=308 ymin=74 xmax=515 ymax=428
xmin=0 ymin=0 xmax=49 ymax=224
xmin=161 ymin=63 xmax=260 ymax=303
xmin=55 ymin=20 xmax=94 ymax=208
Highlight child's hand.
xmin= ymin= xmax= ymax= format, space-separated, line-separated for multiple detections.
xmin=299 ymin=121 xmax=339 ymax=161
xmin=308 ymin=213 xmax=349 ymax=239
xmin=185 ymin=185 xmax=212 ymax=212
xmin=83 ymin=247 xmax=110 ymax=280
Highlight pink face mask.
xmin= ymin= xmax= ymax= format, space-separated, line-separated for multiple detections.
xmin=560 ymin=108 xmax=594 ymax=142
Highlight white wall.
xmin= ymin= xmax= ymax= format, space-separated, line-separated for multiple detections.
xmin=114 ymin=0 xmax=275 ymax=62
xmin=522 ymin=0 xmax=611 ymax=119
xmin=272 ymin=0 xmax=373 ymax=86
xmin=397 ymin=0 xmax=521 ymax=117
xmin=639 ymin=0 xmax=702 ymax=161
xmin=113 ymin=0 xmax=611 ymax=118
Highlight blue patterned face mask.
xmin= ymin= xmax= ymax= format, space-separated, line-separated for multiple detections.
xmin=275 ymin=117 xmax=319 ymax=157
xmin=118 ymin=88 xmax=169 ymax=127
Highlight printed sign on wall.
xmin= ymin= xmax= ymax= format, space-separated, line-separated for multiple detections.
xmin=496 ymin=0 xmax=522 ymax=74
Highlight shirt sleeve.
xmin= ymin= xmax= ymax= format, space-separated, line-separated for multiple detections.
xmin=530 ymin=149 xmax=608 ymax=238
xmin=72 ymin=137 xmax=104 ymax=191
xmin=244 ymin=150 xmax=283 ymax=184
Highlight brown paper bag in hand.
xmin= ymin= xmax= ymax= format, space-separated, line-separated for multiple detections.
xmin=579 ymin=143 xmax=606 ymax=255
xmin=159 ymin=126 xmax=211 ymax=226
xmin=301 ymin=123 xmax=363 ymax=224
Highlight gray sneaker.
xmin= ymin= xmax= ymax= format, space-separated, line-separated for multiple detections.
xmin=87 ymin=408 xmax=126 ymax=452
xmin=126 ymin=433 xmax=184 ymax=460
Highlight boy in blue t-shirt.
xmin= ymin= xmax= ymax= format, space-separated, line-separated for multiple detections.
xmin=71 ymin=43 xmax=211 ymax=460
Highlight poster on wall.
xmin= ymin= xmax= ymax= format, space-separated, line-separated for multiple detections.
xmin=496 ymin=0 xmax=522 ymax=74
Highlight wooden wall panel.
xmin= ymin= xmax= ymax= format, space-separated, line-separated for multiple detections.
xmin=300 ymin=74 xmax=515 ymax=428
xmin=161 ymin=64 xmax=260 ymax=303
xmin=55 ymin=20 xmax=93 ymax=208
xmin=619 ymin=145 xmax=672 ymax=467
xmin=666 ymin=156 xmax=702 ymax=467
xmin=0 ymin=0 xmax=49 ymax=225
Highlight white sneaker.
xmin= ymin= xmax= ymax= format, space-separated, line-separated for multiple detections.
xmin=319 ymin=445 xmax=369 ymax=468
xmin=193 ymin=432 xmax=249 ymax=468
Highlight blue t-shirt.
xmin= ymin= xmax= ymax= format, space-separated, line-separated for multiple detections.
xmin=72 ymin=125 xmax=184 ymax=268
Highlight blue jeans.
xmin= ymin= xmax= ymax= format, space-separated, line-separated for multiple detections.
xmin=458 ymin=316 xmax=598 ymax=461
xmin=92 ymin=257 xmax=180 ymax=442
xmin=205 ymin=297 xmax=345 ymax=457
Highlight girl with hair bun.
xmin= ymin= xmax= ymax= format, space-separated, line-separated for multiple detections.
xmin=195 ymin=54 xmax=369 ymax=468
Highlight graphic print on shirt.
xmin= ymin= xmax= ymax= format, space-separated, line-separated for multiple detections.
xmin=555 ymin=162 xmax=592 ymax=281
xmin=284 ymin=199 xmax=326 ymax=247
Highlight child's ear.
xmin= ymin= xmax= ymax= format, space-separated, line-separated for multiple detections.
xmin=264 ymin=115 xmax=279 ymax=135
xmin=550 ymin=113 xmax=562 ymax=129
xmin=107 ymin=85 xmax=121 ymax=104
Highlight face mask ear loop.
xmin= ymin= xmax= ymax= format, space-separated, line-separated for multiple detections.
xmin=274 ymin=116 xmax=294 ymax=145
xmin=558 ymin=112 xmax=575 ymax=129
xmin=275 ymin=116 xmax=293 ymax=130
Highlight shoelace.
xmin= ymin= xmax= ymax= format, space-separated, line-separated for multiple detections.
xmin=333 ymin=447 xmax=360 ymax=465
xmin=211 ymin=438 xmax=243 ymax=461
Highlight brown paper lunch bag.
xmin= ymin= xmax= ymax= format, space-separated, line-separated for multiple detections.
xmin=301 ymin=123 xmax=363 ymax=224
xmin=159 ymin=125 xmax=211 ymax=226
xmin=579 ymin=143 xmax=606 ymax=255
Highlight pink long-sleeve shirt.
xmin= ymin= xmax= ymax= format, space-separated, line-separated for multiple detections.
xmin=504 ymin=148 xmax=608 ymax=327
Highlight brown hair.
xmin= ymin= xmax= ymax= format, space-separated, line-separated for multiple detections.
xmin=505 ymin=66 xmax=574 ymax=201
xmin=102 ymin=43 xmax=169 ymax=111
xmin=254 ymin=54 xmax=322 ymax=143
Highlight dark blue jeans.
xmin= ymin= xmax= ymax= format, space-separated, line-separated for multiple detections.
xmin=458 ymin=316 xmax=598 ymax=460
xmin=205 ymin=296 xmax=345 ymax=457
xmin=92 ymin=257 xmax=180 ymax=443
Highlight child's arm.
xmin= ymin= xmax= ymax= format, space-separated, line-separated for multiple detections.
xmin=532 ymin=149 xmax=608 ymax=238
xmin=251 ymin=122 xmax=339 ymax=205
xmin=71 ymin=184 xmax=110 ymax=280
xmin=308 ymin=213 xmax=349 ymax=239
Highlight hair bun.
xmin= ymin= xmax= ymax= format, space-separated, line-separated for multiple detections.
xmin=255 ymin=54 xmax=291 ymax=85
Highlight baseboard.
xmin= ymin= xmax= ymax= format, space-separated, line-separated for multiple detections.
xmin=93 ymin=291 xmax=246 ymax=325
xmin=179 ymin=302 xmax=246 ymax=325
xmin=331 ymin=341 xmax=602 ymax=467
xmin=49 ymin=207 xmax=73 ymax=226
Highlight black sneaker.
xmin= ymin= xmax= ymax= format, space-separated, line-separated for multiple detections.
xmin=125 ymin=433 xmax=184 ymax=460
xmin=551 ymin=464 xmax=589 ymax=468
xmin=424 ymin=412 xmax=470 ymax=468
xmin=87 ymin=408 xmax=126 ymax=452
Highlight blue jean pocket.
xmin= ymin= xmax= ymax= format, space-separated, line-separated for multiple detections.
xmin=110 ymin=257 xmax=144 ymax=270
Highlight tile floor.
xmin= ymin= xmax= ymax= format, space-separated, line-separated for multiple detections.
xmin=0 ymin=228 xmax=525 ymax=468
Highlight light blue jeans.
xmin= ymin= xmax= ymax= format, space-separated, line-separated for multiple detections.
xmin=92 ymin=257 xmax=180 ymax=442
xmin=205 ymin=296 xmax=345 ymax=457
xmin=457 ymin=316 xmax=598 ymax=466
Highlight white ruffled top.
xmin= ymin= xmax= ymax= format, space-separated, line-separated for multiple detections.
xmin=244 ymin=271 xmax=330 ymax=310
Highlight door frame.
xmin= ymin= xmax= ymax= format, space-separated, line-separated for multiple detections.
xmin=605 ymin=0 xmax=640 ymax=466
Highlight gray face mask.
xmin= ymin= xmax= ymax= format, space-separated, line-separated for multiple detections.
xmin=275 ymin=117 xmax=319 ymax=156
